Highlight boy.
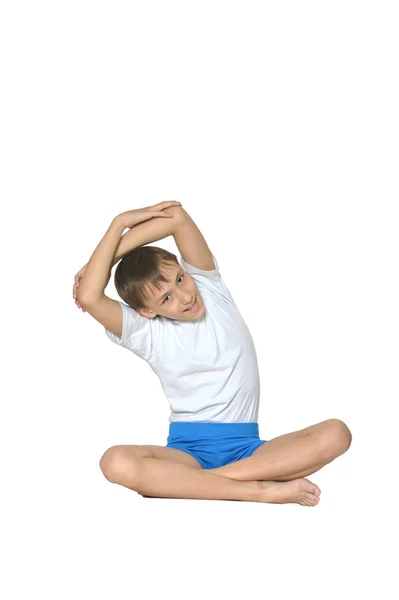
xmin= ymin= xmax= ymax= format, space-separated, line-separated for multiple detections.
xmin=73 ymin=201 xmax=352 ymax=506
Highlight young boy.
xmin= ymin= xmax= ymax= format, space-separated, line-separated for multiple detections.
xmin=73 ymin=200 xmax=352 ymax=506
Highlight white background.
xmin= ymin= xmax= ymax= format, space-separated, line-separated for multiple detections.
xmin=2 ymin=1 xmax=398 ymax=598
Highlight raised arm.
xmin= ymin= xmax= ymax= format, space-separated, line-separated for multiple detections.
xmin=111 ymin=203 xmax=215 ymax=273
xmin=76 ymin=217 xmax=126 ymax=304
xmin=76 ymin=201 xmax=184 ymax=304
xmin=111 ymin=205 xmax=181 ymax=267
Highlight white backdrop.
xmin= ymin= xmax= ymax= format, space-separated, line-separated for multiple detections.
xmin=2 ymin=1 xmax=398 ymax=598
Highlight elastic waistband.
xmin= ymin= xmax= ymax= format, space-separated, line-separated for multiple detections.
xmin=168 ymin=422 xmax=259 ymax=438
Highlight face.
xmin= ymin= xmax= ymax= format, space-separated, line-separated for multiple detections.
xmin=136 ymin=262 xmax=205 ymax=321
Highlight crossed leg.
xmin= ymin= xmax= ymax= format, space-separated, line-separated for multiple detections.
xmin=207 ymin=418 xmax=352 ymax=482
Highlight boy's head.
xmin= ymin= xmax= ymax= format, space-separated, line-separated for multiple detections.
xmin=114 ymin=245 xmax=204 ymax=321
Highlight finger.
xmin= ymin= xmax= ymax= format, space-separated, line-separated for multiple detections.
xmin=158 ymin=212 xmax=173 ymax=217
xmin=77 ymin=301 xmax=86 ymax=312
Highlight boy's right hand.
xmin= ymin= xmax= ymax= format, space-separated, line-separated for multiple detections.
xmin=73 ymin=264 xmax=88 ymax=312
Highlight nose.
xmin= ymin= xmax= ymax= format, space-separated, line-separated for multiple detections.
xmin=180 ymin=291 xmax=195 ymax=307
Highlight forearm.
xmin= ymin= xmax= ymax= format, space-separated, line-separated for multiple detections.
xmin=77 ymin=217 xmax=126 ymax=302
xmin=78 ymin=208 xmax=183 ymax=302
xmin=110 ymin=207 xmax=183 ymax=267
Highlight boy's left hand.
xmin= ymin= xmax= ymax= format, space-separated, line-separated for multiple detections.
xmin=73 ymin=263 xmax=88 ymax=311
xmin=117 ymin=200 xmax=182 ymax=230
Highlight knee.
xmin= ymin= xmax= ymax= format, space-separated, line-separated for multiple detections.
xmin=99 ymin=446 xmax=139 ymax=483
xmin=324 ymin=419 xmax=352 ymax=456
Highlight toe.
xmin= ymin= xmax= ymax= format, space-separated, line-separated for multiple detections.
xmin=303 ymin=478 xmax=321 ymax=496
xmin=304 ymin=492 xmax=319 ymax=506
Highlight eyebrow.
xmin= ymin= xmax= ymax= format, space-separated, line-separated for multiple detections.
xmin=157 ymin=270 xmax=184 ymax=304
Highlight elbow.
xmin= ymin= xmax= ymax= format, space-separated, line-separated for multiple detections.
xmin=76 ymin=292 xmax=89 ymax=308
xmin=76 ymin=290 xmax=98 ymax=307
xmin=168 ymin=205 xmax=190 ymax=228
xmin=167 ymin=204 xmax=187 ymax=220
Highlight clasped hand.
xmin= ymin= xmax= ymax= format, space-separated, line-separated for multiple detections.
xmin=116 ymin=199 xmax=182 ymax=229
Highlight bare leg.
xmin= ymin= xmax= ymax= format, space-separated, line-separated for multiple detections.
xmin=207 ymin=419 xmax=352 ymax=482
xmin=102 ymin=456 xmax=320 ymax=506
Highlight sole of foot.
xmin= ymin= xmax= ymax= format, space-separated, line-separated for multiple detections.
xmin=258 ymin=477 xmax=321 ymax=506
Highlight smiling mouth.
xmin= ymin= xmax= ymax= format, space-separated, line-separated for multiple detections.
xmin=184 ymin=297 xmax=198 ymax=312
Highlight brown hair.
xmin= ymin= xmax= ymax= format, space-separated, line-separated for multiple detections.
xmin=114 ymin=245 xmax=180 ymax=311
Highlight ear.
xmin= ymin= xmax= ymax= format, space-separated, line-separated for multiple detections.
xmin=136 ymin=307 xmax=157 ymax=319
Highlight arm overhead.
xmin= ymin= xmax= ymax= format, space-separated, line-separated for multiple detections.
xmin=75 ymin=204 xmax=214 ymax=337
xmin=77 ymin=217 xmax=126 ymax=304
xmin=77 ymin=205 xmax=185 ymax=304
xmin=109 ymin=204 xmax=214 ymax=273
xmin=172 ymin=208 xmax=216 ymax=271
xmin=110 ymin=205 xmax=183 ymax=268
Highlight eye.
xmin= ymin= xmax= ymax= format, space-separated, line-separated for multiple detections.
xmin=162 ymin=274 xmax=184 ymax=304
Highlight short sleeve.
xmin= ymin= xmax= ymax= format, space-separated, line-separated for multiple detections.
xmin=104 ymin=300 xmax=154 ymax=361
xmin=179 ymin=253 xmax=236 ymax=305
xmin=179 ymin=253 xmax=221 ymax=282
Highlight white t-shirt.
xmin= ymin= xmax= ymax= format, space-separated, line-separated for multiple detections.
xmin=105 ymin=254 xmax=261 ymax=423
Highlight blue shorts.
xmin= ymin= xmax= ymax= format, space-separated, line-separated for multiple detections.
xmin=165 ymin=421 xmax=267 ymax=469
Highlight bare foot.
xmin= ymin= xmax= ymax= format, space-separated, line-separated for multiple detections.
xmin=258 ymin=477 xmax=321 ymax=506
